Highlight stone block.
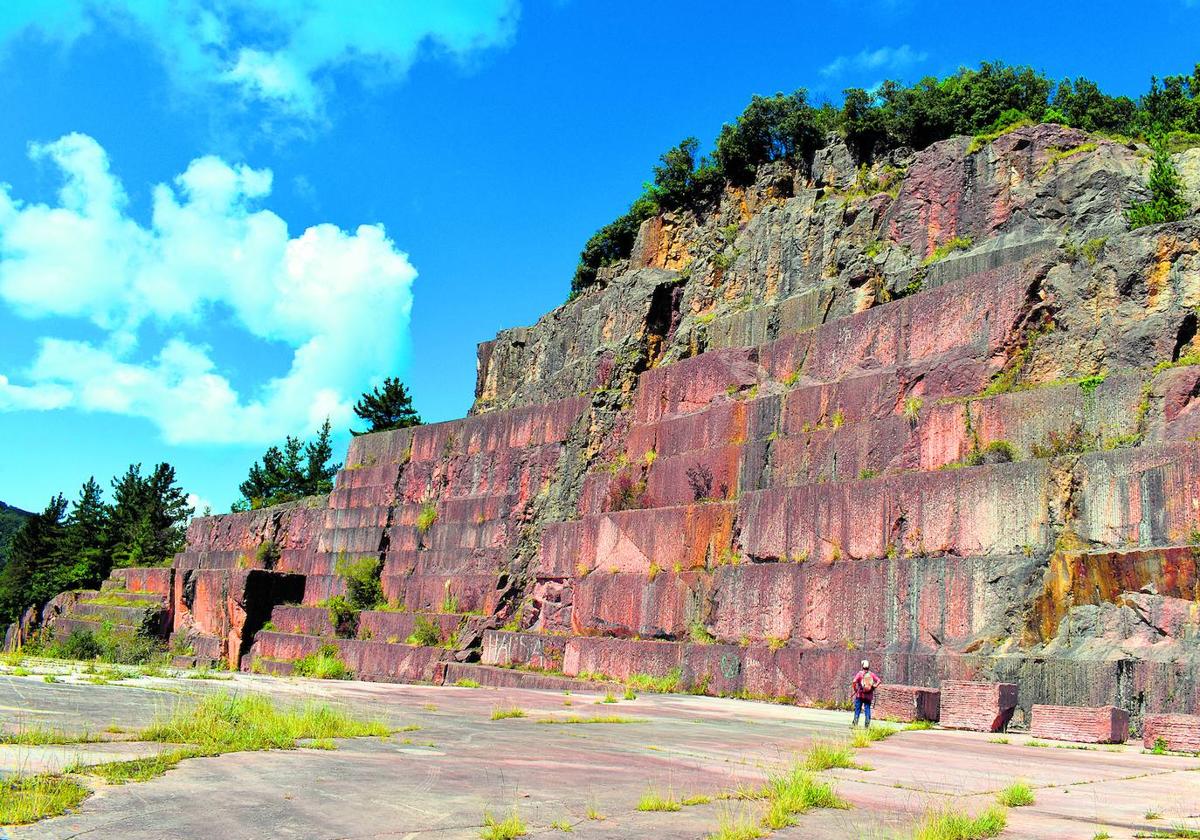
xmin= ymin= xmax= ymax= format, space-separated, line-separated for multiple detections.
xmin=270 ymin=605 xmax=334 ymax=637
xmin=739 ymin=461 xmax=1050 ymax=562
xmin=633 ymin=348 xmax=760 ymax=423
xmin=873 ymin=685 xmax=941 ymax=722
xmin=538 ymin=503 xmax=735 ymax=579
xmin=1030 ymin=704 xmax=1128 ymax=744
xmin=481 ymin=630 xmax=568 ymax=671
xmin=1142 ymin=714 xmax=1200 ymax=752
xmin=357 ymin=611 xmax=467 ymax=644
xmin=109 ymin=567 xmax=174 ymax=596
xmin=570 ymin=572 xmax=701 ymax=638
xmin=939 ymin=681 xmax=1018 ymax=732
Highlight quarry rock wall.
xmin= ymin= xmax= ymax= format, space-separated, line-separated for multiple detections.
xmin=15 ymin=123 xmax=1200 ymax=730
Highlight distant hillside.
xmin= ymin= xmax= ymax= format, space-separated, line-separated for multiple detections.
xmin=0 ymin=502 xmax=33 ymax=569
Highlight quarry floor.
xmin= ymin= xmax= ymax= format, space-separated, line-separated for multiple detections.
xmin=2 ymin=666 xmax=1200 ymax=839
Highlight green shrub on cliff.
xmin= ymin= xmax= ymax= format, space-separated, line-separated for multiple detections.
xmin=1128 ymin=135 xmax=1192 ymax=229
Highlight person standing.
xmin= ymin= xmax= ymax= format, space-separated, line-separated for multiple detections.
xmin=851 ymin=659 xmax=879 ymax=727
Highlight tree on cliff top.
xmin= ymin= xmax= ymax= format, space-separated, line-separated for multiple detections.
xmin=109 ymin=464 xmax=192 ymax=568
xmin=569 ymin=60 xmax=1200 ymax=298
xmin=351 ymin=377 xmax=422 ymax=435
xmin=235 ymin=418 xmax=341 ymax=510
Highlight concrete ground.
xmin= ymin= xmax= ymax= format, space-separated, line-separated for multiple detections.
xmin=2 ymin=662 xmax=1199 ymax=839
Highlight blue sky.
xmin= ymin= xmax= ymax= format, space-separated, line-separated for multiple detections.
xmin=0 ymin=0 xmax=1197 ymax=514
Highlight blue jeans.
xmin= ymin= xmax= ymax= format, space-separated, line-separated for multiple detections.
xmin=853 ymin=697 xmax=871 ymax=727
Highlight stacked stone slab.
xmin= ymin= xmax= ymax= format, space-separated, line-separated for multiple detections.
xmin=1143 ymin=714 xmax=1200 ymax=752
xmin=939 ymin=681 xmax=1018 ymax=732
xmin=2 ymin=567 xmax=175 ymax=652
xmin=11 ymin=124 xmax=1200 ymax=727
xmin=874 ymin=685 xmax=941 ymax=723
xmin=238 ymin=396 xmax=592 ymax=680
xmin=1030 ymin=705 xmax=1129 ymax=744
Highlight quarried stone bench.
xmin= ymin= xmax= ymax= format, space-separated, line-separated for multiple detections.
xmin=874 ymin=684 xmax=940 ymax=722
xmin=939 ymin=681 xmax=1017 ymax=732
xmin=1030 ymin=704 xmax=1128 ymax=744
xmin=1143 ymin=714 xmax=1200 ymax=752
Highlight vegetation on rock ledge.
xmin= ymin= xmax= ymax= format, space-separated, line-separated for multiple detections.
xmin=570 ymin=61 xmax=1200 ymax=297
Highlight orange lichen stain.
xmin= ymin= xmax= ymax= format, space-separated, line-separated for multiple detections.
xmin=1147 ymin=234 xmax=1178 ymax=308
xmin=1025 ymin=543 xmax=1200 ymax=644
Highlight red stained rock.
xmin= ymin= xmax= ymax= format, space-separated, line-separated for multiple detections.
xmin=357 ymin=611 xmax=469 ymax=644
xmin=248 ymin=631 xmax=446 ymax=683
xmin=109 ymin=567 xmax=174 ymax=596
xmin=481 ymin=630 xmax=568 ymax=671
xmin=634 ymin=348 xmax=759 ymax=423
xmin=873 ymin=685 xmax=941 ymax=722
xmin=1142 ymin=713 xmax=1200 ymax=752
xmin=1030 ymin=704 xmax=1128 ymax=744
xmin=175 ymin=568 xmax=306 ymax=668
xmin=739 ymin=461 xmax=1050 ymax=562
xmin=270 ymin=605 xmax=334 ymax=636
xmin=1077 ymin=442 xmax=1200 ymax=546
xmin=570 ymin=572 xmax=700 ymax=638
xmin=539 ymin=503 xmax=735 ymax=579
xmin=381 ymin=573 xmax=500 ymax=614
xmin=939 ymin=681 xmax=1018 ymax=732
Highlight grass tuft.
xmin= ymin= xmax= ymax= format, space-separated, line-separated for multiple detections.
xmin=762 ymin=764 xmax=848 ymax=828
xmin=536 ymin=715 xmax=643 ymax=725
xmin=0 ymin=726 xmax=104 ymax=746
xmin=141 ymin=692 xmax=388 ymax=752
xmin=637 ymin=786 xmax=682 ymax=812
xmin=292 ymin=644 xmax=352 ymax=680
xmin=480 ymin=809 xmax=527 ymax=839
xmin=628 ymin=668 xmax=683 ymax=693
xmin=803 ymin=740 xmax=864 ymax=771
xmin=851 ymin=723 xmax=898 ymax=747
xmin=708 ymin=808 xmax=767 ymax=840
xmin=996 ymin=780 xmax=1035 ymax=807
xmin=490 ymin=706 xmax=526 ymax=721
xmin=0 ymin=773 xmax=90 ymax=825
xmin=70 ymin=748 xmax=200 ymax=784
xmin=912 ymin=805 xmax=1007 ymax=840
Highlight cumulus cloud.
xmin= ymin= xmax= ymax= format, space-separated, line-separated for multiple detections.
xmin=0 ymin=132 xmax=417 ymax=445
xmin=820 ymin=45 xmax=927 ymax=81
xmin=0 ymin=1 xmax=519 ymax=121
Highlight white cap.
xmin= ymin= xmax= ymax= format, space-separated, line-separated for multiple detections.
xmin=861 ymin=659 xmax=870 ymax=669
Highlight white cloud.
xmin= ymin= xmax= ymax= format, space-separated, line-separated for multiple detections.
xmin=0 ymin=133 xmax=417 ymax=445
xmin=0 ymin=374 xmax=72 ymax=411
xmin=820 ymin=45 xmax=927 ymax=81
xmin=186 ymin=493 xmax=213 ymax=517
xmin=0 ymin=1 xmax=520 ymax=122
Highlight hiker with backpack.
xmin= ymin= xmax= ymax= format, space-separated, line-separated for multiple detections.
xmin=851 ymin=659 xmax=880 ymax=727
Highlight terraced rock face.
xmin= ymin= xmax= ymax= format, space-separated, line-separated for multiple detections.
xmin=16 ymin=123 xmax=1200 ymax=727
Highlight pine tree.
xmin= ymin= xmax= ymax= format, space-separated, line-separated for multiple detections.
xmin=62 ymin=477 xmax=110 ymax=589
xmin=351 ymin=377 xmax=422 ymax=435
xmin=109 ymin=464 xmax=191 ymax=567
xmin=0 ymin=494 xmax=68 ymax=622
xmin=236 ymin=419 xmax=341 ymax=509
xmin=303 ymin=418 xmax=340 ymax=495
xmin=1128 ymin=135 xmax=1191 ymax=229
